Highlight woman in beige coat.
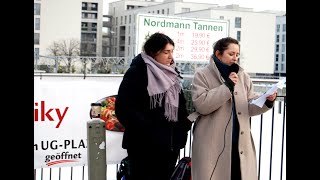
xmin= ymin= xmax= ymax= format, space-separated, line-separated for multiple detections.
xmin=191 ymin=37 xmax=277 ymax=180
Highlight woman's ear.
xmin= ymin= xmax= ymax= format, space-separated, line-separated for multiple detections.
xmin=215 ymin=50 xmax=221 ymax=59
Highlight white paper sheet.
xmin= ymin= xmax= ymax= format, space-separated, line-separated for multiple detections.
xmin=250 ymin=78 xmax=286 ymax=108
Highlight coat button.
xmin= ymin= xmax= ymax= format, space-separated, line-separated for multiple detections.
xmin=240 ymin=131 xmax=244 ymax=135
xmin=238 ymin=112 xmax=241 ymax=115
xmin=240 ymin=151 xmax=243 ymax=154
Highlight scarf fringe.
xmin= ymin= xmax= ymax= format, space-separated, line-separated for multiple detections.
xmin=150 ymin=92 xmax=165 ymax=109
xmin=164 ymin=103 xmax=178 ymax=122
xmin=149 ymin=81 xmax=181 ymax=122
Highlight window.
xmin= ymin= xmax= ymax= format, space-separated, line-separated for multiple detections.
xmin=34 ymin=33 xmax=40 ymax=45
xmin=162 ymin=9 xmax=165 ymax=14
xmin=129 ymin=15 xmax=131 ymax=23
xmin=125 ymin=16 xmax=127 ymax=24
xmin=282 ymin=44 xmax=285 ymax=52
xmin=276 ymin=35 xmax=279 ymax=43
xmin=81 ymin=33 xmax=96 ymax=42
xmin=127 ymin=5 xmax=134 ymax=10
xmin=34 ymin=48 xmax=39 ymax=59
xmin=91 ymin=3 xmax=98 ymax=11
xmin=282 ymin=34 xmax=286 ymax=42
xmin=82 ymin=22 xmax=88 ymax=27
xmin=275 ymin=64 xmax=278 ymax=71
xmin=83 ymin=13 xmax=97 ymax=19
xmin=128 ymin=36 xmax=131 ymax=45
xmin=167 ymin=8 xmax=169 ymax=15
xmin=82 ymin=2 xmax=87 ymax=10
xmin=276 ymin=24 xmax=280 ymax=32
xmin=282 ymin=24 xmax=286 ymax=32
xmin=281 ymin=54 xmax=285 ymax=62
xmin=276 ymin=45 xmax=279 ymax=52
xmin=133 ymin=47 xmax=135 ymax=56
xmin=181 ymin=8 xmax=190 ymax=13
xmin=34 ymin=3 xmax=40 ymax=15
xmin=121 ymin=16 xmax=123 ymax=24
xmin=281 ymin=64 xmax=284 ymax=71
xmin=275 ymin=54 xmax=279 ymax=62
xmin=35 ymin=18 xmax=40 ymax=30
xmin=236 ymin=31 xmax=241 ymax=41
xmin=219 ymin=16 xmax=224 ymax=20
xmin=92 ymin=23 xmax=97 ymax=31
xmin=116 ymin=17 xmax=118 ymax=25
xmin=157 ymin=10 xmax=160 ymax=14
xmin=235 ymin=17 xmax=241 ymax=28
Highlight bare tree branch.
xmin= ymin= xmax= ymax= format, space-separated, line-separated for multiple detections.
xmin=46 ymin=38 xmax=81 ymax=73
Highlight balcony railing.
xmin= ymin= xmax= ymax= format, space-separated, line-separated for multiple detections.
xmin=34 ymin=55 xmax=286 ymax=80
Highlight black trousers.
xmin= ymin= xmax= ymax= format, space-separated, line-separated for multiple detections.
xmin=231 ymin=143 xmax=242 ymax=180
xmin=127 ymin=147 xmax=179 ymax=180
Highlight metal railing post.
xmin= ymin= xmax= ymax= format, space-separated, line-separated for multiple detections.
xmin=54 ymin=57 xmax=58 ymax=73
xmin=87 ymin=119 xmax=107 ymax=180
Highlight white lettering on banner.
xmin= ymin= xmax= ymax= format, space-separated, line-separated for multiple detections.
xmin=34 ymin=139 xmax=87 ymax=151
xmin=34 ymin=101 xmax=69 ymax=128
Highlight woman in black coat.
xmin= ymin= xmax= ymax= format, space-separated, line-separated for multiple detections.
xmin=115 ymin=32 xmax=192 ymax=180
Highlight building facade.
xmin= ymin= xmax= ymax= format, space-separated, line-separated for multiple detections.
xmin=34 ymin=0 xmax=104 ymax=58
xmin=108 ymin=0 xmax=285 ymax=75
xmin=274 ymin=15 xmax=286 ymax=76
xmin=34 ymin=0 xmax=286 ymax=76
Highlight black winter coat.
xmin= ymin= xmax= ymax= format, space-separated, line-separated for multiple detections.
xmin=115 ymin=54 xmax=192 ymax=151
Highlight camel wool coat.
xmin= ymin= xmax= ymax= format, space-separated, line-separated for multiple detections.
xmin=191 ymin=59 xmax=272 ymax=180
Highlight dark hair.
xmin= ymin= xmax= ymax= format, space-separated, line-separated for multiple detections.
xmin=213 ymin=37 xmax=240 ymax=56
xmin=143 ymin=32 xmax=175 ymax=58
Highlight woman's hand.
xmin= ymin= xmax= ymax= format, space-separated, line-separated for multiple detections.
xmin=267 ymin=92 xmax=277 ymax=101
xmin=229 ymin=72 xmax=238 ymax=85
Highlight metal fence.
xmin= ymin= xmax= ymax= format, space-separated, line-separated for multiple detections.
xmin=34 ymin=55 xmax=128 ymax=74
xmin=34 ymin=57 xmax=286 ymax=180
xmin=34 ymin=93 xmax=286 ymax=180
xmin=34 ymin=55 xmax=223 ymax=76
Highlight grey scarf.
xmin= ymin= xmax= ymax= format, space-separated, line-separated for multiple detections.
xmin=141 ymin=52 xmax=182 ymax=122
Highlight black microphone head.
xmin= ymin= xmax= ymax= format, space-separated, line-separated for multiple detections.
xmin=230 ymin=63 xmax=239 ymax=74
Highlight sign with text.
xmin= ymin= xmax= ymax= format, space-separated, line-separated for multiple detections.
xmin=136 ymin=14 xmax=229 ymax=62
xmin=34 ymin=78 xmax=127 ymax=168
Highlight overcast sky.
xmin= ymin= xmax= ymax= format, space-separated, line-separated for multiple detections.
xmin=184 ymin=0 xmax=286 ymax=11
xmin=103 ymin=0 xmax=286 ymax=14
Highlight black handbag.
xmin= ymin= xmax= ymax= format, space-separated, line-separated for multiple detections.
xmin=170 ymin=157 xmax=191 ymax=180
xmin=117 ymin=156 xmax=131 ymax=180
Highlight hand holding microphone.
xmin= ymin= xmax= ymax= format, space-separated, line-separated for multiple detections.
xmin=229 ymin=63 xmax=239 ymax=85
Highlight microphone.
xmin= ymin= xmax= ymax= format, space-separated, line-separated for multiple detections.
xmin=230 ymin=63 xmax=239 ymax=74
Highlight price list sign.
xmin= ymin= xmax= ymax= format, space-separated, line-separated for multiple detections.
xmin=136 ymin=14 xmax=229 ymax=62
